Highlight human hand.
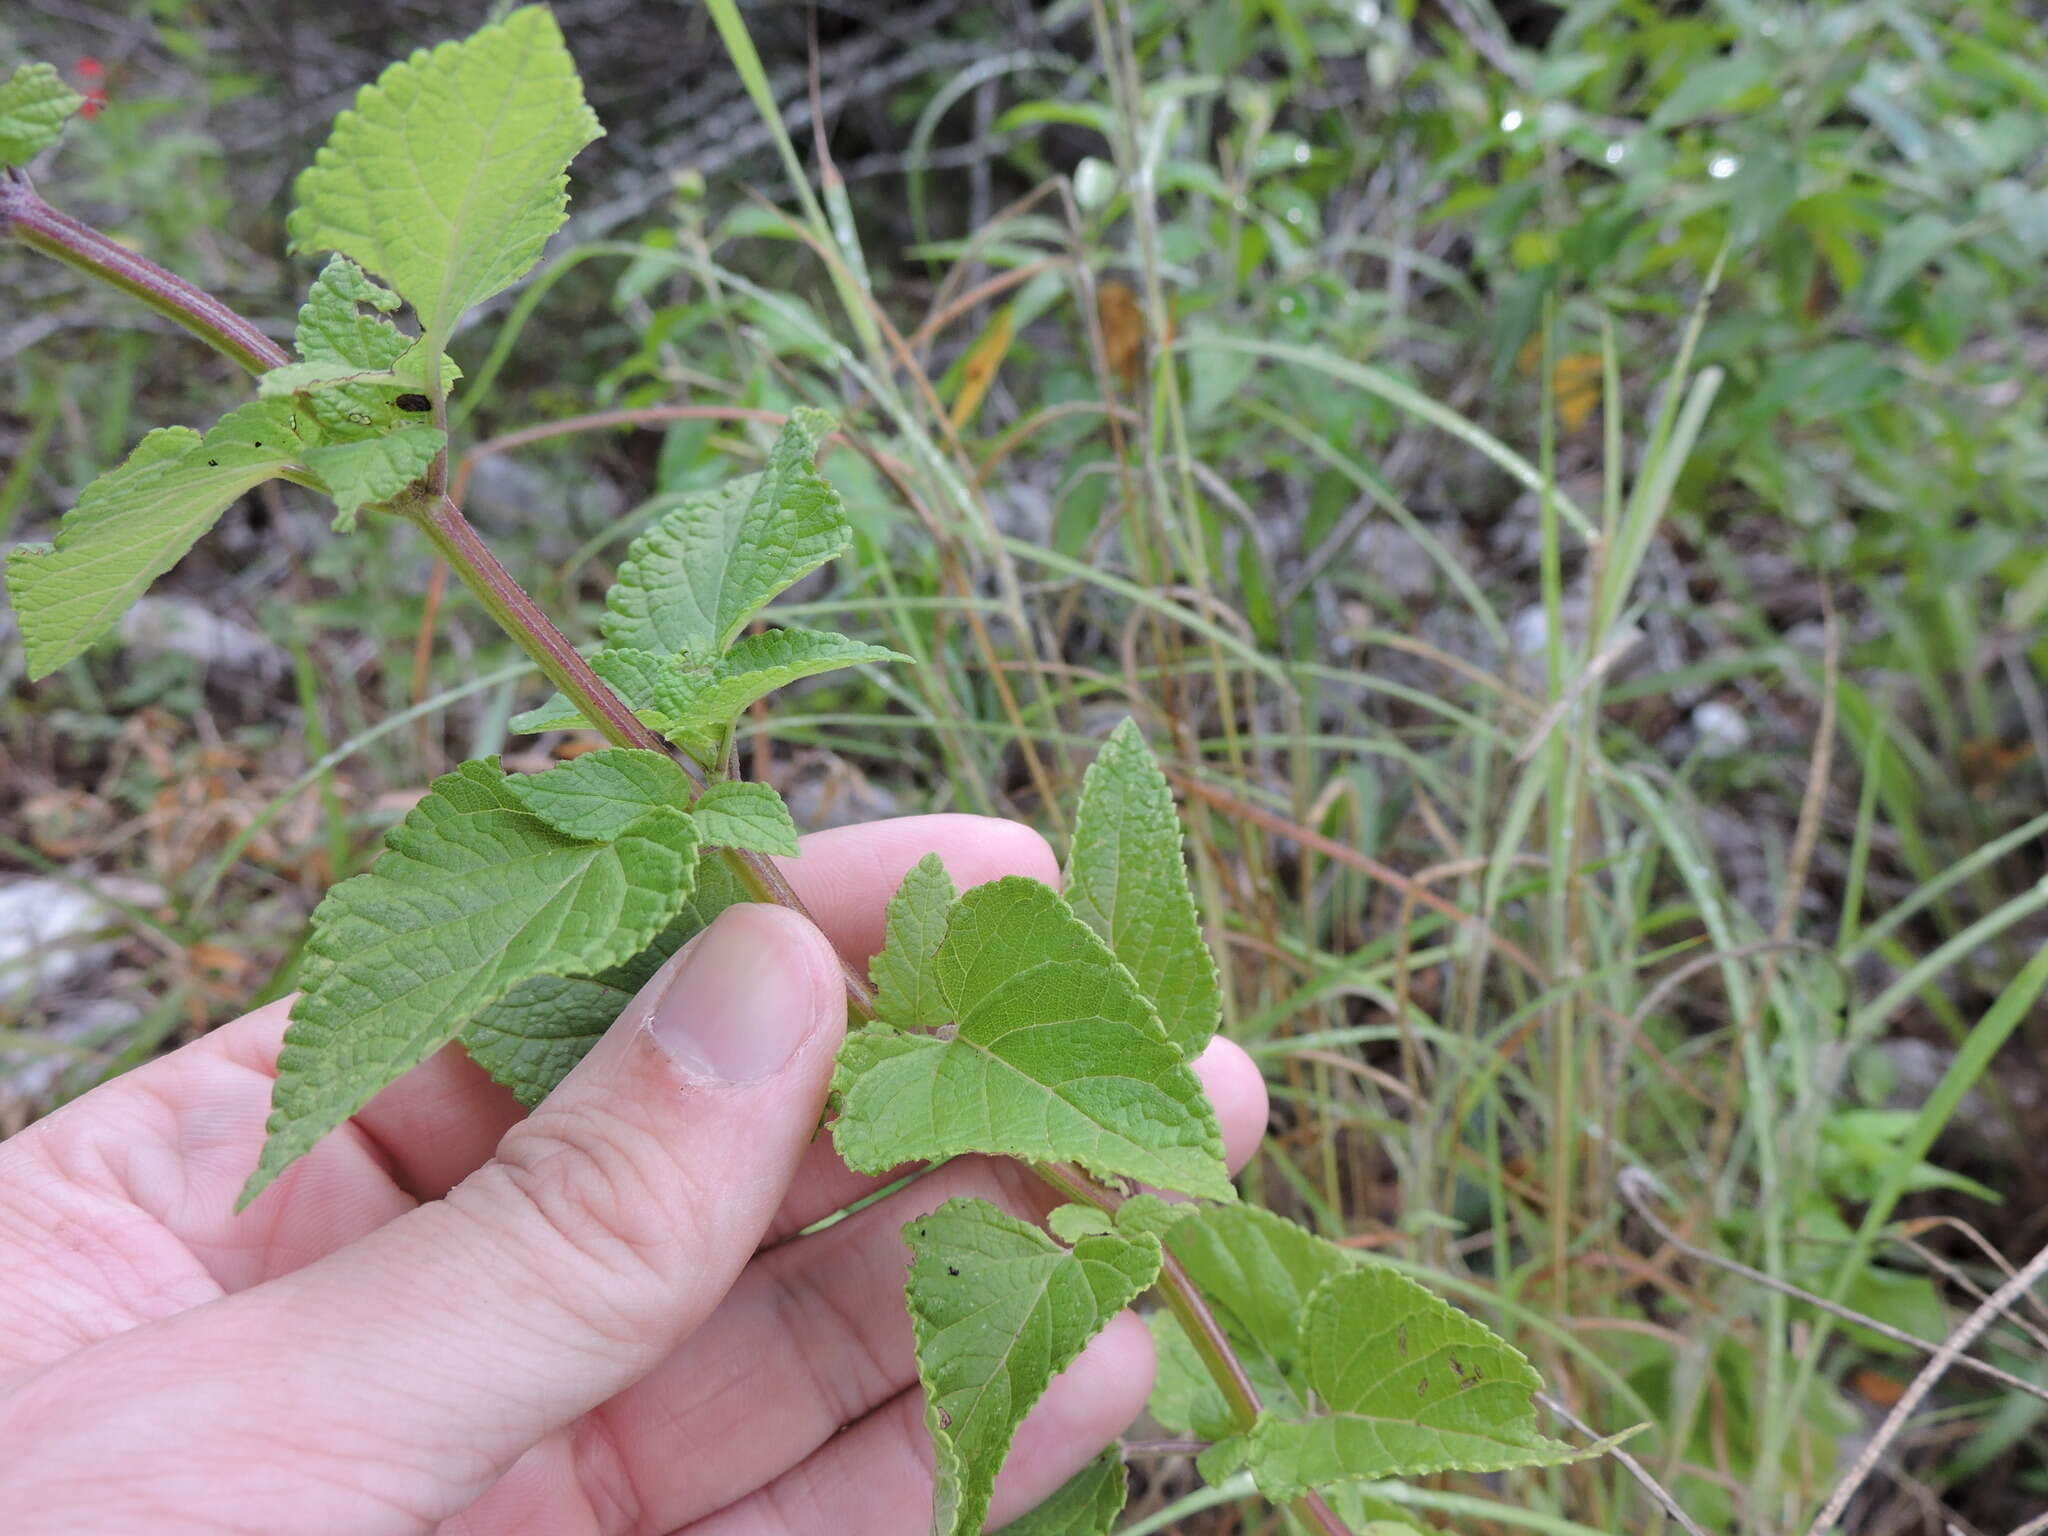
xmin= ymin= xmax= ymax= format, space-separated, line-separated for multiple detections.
xmin=0 ymin=816 xmax=1267 ymax=1535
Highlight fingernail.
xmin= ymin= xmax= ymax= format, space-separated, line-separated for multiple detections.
xmin=642 ymin=906 xmax=821 ymax=1081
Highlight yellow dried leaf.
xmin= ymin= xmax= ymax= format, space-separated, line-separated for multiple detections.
xmin=947 ymin=303 xmax=1015 ymax=430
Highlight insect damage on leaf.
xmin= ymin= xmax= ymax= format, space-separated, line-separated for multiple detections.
xmin=1241 ymin=1267 xmax=1591 ymax=1500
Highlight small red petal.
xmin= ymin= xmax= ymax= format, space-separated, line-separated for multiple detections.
xmin=79 ymin=99 xmax=102 ymax=119
xmin=76 ymin=56 xmax=105 ymax=78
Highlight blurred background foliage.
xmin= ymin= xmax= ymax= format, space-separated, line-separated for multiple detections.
xmin=4 ymin=1 xmax=2047 ymax=1532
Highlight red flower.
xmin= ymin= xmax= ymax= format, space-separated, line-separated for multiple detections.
xmin=75 ymin=56 xmax=108 ymax=119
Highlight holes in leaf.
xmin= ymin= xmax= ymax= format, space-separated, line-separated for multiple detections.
xmin=396 ymin=393 xmax=431 ymax=412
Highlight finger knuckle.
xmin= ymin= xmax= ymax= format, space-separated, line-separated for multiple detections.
xmin=479 ymin=1099 xmax=699 ymax=1310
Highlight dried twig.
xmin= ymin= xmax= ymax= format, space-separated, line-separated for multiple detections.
xmin=1618 ymin=1170 xmax=2048 ymax=1407
xmin=1537 ymin=1391 xmax=1713 ymax=1536
xmin=1803 ymin=1238 xmax=2048 ymax=1536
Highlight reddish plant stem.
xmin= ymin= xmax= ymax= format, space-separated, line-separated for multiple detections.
xmin=412 ymin=491 xmax=669 ymax=753
xmin=1 ymin=170 xmax=289 ymax=375
xmin=409 ymin=491 xmax=876 ymax=1022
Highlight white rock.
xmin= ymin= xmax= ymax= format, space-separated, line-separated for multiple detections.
xmin=0 ymin=880 xmax=122 ymax=996
xmin=1691 ymin=700 xmax=1751 ymax=758
xmin=119 ymin=596 xmax=285 ymax=677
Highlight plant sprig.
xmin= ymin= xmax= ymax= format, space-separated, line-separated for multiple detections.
xmin=1 ymin=12 xmax=1604 ymax=1531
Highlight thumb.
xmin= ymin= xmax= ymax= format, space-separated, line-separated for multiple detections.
xmin=19 ymin=903 xmax=845 ymax=1534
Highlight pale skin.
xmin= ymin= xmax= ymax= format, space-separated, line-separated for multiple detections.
xmin=0 ymin=815 xmax=1268 ymax=1534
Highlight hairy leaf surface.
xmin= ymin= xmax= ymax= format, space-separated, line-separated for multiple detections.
xmin=243 ymin=758 xmax=698 ymax=1204
xmin=869 ymin=853 xmax=958 ymax=1031
xmin=259 ymin=360 xmax=417 ymax=397
xmin=651 ymin=627 xmax=908 ymax=758
xmin=460 ymin=854 xmax=748 ymax=1105
xmin=0 ymin=62 xmax=83 ymax=165
xmin=602 ymin=410 xmax=850 ymax=655
xmin=286 ymin=7 xmax=601 ymax=352
xmin=832 ymin=878 xmax=1233 ymax=1199
xmin=304 ymin=423 xmax=445 ymax=528
xmin=1000 ymin=1449 xmax=1127 ymax=1536
xmin=1066 ymin=719 xmax=1218 ymax=1059
xmin=7 ymin=402 xmax=306 ymax=677
xmin=1243 ymin=1268 xmax=1581 ymax=1498
xmin=1138 ymin=1199 xmax=1350 ymax=1455
xmin=500 ymin=747 xmax=694 ymax=840
xmin=906 ymin=1198 xmax=1159 ymax=1536
xmin=1162 ymin=1201 xmax=1350 ymax=1405
xmin=509 ymin=647 xmax=675 ymax=736
xmin=511 ymin=633 xmax=901 ymax=752
xmin=691 ymin=780 xmax=799 ymax=855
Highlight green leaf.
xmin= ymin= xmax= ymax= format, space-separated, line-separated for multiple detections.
xmin=509 ymin=630 xmax=904 ymax=751
xmin=242 ymin=757 xmax=698 ymax=1205
xmin=500 ymin=746 xmax=694 ymax=840
xmin=296 ymin=253 xmax=405 ymax=344
xmin=460 ymin=852 xmax=748 ymax=1105
xmin=284 ymin=257 xmax=456 ymax=438
xmin=868 ymin=853 xmax=957 ymax=1031
xmin=1140 ymin=1202 xmax=1351 ymax=1455
xmin=652 ymin=627 xmax=909 ymax=758
xmin=286 ymin=7 xmax=602 ymax=353
xmin=6 ymin=401 xmax=306 ymax=678
xmin=602 ymin=409 xmax=851 ymax=656
xmin=1163 ymin=1203 xmax=1351 ymax=1412
xmin=303 ymin=422 xmax=445 ymax=529
xmin=906 ymin=1198 xmax=1160 ymax=1536
xmin=453 ymin=973 xmax=644 ymax=1109
xmin=0 ymin=62 xmax=84 ymax=166
xmin=832 ymin=878 xmax=1235 ymax=1200
xmin=692 ymin=780 xmax=799 ymax=856
xmin=1045 ymin=1203 xmax=1116 ymax=1243
xmin=1242 ymin=1268 xmax=1582 ymax=1499
xmin=259 ymin=360 xmax=417 ymax=398
xmin=1146 ymin=1309 xmax=1238 ymax=1445
xmin=998 ymin=1449 xmax=1127 ymax=1536
xmin=509 ymin=648 xmax=675 ymax=736
xmin=1065 ymin=719 xmax=1220 ymax=1060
